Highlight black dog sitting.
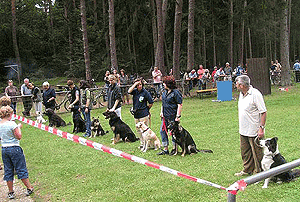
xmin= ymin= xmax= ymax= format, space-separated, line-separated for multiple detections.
xmin=103 ymin=111 xmax=139 ymax=144
xmin=44 ymin=108 xmax=66 ymax=127
xmin=72 ymin=113 xmax=86 ymax=134
xmin=167 ymin=121 xmax=213 ymax=156
xmin=91 ymin=117 xmax=108 ymax=137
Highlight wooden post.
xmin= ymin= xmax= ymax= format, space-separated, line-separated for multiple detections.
xmin=246 ymin=58 xmax=271 ymax=95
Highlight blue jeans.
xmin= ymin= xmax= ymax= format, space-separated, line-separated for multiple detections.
xmin=198 ymin=79 xmax=203 ymax=90
xmin=154 ymin=83 xmax=162 ymax=98
xmin=160 ymin=119 xmax=175 ymax=147
xmin=11 ymin=102 xmax=17 ymax=114
xmin=81 ymin=108 xmax=91 ymax=136
xmin=2 ymin=146 xmax=29 ymax=181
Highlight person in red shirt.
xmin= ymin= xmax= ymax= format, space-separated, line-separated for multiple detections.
xmin=197 ymin=65 xmax=205 ymax=90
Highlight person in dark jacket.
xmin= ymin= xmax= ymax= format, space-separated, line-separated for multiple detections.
xmin=67 ymin=80 xmax=81 ymax=120
xmin=42 ymin=81 xmax=56 ymax=110
xmin=106 ymin=75 xmax=122 ymax=119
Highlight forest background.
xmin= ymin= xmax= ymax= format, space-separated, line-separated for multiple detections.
xmin=0 ymin=0 xmax=299 ymax=88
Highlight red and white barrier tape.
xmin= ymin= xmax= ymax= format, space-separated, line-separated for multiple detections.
xmin=14 ymin=114 xmax=227 ymax=191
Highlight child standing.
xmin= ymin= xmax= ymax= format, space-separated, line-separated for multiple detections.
xmin=0 ymin=106 xmax=34 ymax=199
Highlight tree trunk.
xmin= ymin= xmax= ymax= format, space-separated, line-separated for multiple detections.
xmin=229 ymin=0 xmax=234 ymax=65
xmin=280 ymin=0 xmax=291 ymax=86
xmin=155 ymin=0 xmax=165 ymax=72
xmin=203 ymin=28 xmax=206 ymax=68
xmin=248 ymin=27 xmax=252 ymax=58
xmin=162 ymin=0 xmax=168 ymax=31
xmin=64 ymin=1 xmax=73 ymax=70
xmin=93 ymin=0 xmax=98 ymax=27
xmin=173 ymin=0 xmax=183 ymax=80
xmin=80 ymin=0 xmax=92 ymax=82
xmin=11 ymin=0 xmax=21 ymax=80
xmin=187 ymin=0 xmax=195 ymax=72
xmin=47 ymin=0 xmax=56 ymax=56
xmin=239 ymin=0 xmax=247 ymax=64
xmin=103 ymin=0 xmax=110 ymax=60
xmin=132 ymin=31 xmax=137 ymax=72
xmin=108 ymin=0 xmax=118 ymax=71
xmin=212 ymin=23 xmax=216 ymax=67
xmin=151 ymin=0 xmax=157 ymax=62
xmin=274 ymin=13 xmax=277 ymax=60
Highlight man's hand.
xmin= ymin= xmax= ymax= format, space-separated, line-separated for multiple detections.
xmin=257 ymin=128 xmax=265 ymax=139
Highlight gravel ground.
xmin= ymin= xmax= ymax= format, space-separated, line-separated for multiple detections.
xmin=0 ymin=169 xmax=34 ymax=202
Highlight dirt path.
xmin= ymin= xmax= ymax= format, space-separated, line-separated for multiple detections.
xmin=0 ymin=169 xmax=34 ymax=202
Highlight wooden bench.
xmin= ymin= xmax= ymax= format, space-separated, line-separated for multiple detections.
xmin=196 ymin=88 xmax=217 ymax=99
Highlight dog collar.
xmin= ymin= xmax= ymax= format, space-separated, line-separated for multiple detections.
xmin=142 ymin=127 xmax=150 ymax=133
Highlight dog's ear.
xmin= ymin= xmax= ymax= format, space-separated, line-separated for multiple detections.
xmin=274 ymin=137 xmax=278 ymax=142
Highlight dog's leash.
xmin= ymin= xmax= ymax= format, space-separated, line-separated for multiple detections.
xmin=254 ymin=136 xmax=263 ymax=148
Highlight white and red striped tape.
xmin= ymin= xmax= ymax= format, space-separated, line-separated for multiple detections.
xmin=14 ymin=114 xmax=228 ymax=191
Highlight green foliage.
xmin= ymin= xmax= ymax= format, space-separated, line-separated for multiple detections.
xmin=3 ymin=84 xmax=299 ymax=201
xmin=1 ymin=0 xmax=300 ymax=88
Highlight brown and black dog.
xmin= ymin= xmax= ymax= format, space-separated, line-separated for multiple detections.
xmin=167 ymin=121 xmax=213 ymax=156
xmin=103 ymin=111 xmax=139 ymax=144
xmin=91 ymin=117 xmax=108 ymax=137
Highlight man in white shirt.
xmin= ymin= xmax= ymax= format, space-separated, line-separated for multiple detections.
xmin=235 ymin=75 xmax=267 ymax=176
xmin=20 ymin=78 xmax=32 ymax=117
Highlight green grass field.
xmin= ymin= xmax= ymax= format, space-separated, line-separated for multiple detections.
xmin=4 ymin=84 xmax=300 ymax=201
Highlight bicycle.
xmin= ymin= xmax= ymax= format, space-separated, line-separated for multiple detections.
xmin=54 ymin=87 xmax=72 ymax=112
xmin=92 ymin=87 xmax=107 ymax=107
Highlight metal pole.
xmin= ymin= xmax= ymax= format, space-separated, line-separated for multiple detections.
xmin=243 ymin=158 xmax=300 ymax=185
xmin=227 ymin=192 xmax=236 ymax=202
xmin=227 ymin=158 xmax=300 ymax=201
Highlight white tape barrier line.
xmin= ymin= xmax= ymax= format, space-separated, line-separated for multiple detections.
xmin=15 ymin=114 xmax=227 ymax=191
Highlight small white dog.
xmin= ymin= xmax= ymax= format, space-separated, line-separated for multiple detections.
xmin=136 ymin=121 xmax=161 ymax=152
xmin=36 ymin=111 xmax=46 ymax=123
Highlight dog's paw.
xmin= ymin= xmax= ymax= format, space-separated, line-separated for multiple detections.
xmin=262 ymin=185 xmax=268 ymax=188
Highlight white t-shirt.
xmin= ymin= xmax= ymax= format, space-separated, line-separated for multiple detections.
xmin=238 ymin=86 xmax=267 ymax=137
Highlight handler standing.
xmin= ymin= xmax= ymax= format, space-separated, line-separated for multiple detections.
xmin=128 ymin=78 xmax=154 ymax=146
xmin=107 ymin=75 xmax=122 ymax=118
xmin=235 ymin=75 xmax=266 ymax=176
xmin=157 ymin=76 xmax=182 ymax=155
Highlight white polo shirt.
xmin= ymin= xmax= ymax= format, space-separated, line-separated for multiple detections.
xmin=238 ymin=86 xmax=267 ymax=137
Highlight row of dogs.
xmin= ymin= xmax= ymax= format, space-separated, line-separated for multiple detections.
xmin=37 ymin=109 xmax=299 ymax=188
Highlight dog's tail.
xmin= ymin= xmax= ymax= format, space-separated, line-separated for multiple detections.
xmin=197 ymin=149 xmax=213 ymax=153
xmin=292 ymin=169 xmax=300 ymax=179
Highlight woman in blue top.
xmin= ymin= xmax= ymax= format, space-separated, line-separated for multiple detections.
xmin=0 ymin=106 xmax=34 ymax=199
xmin=128 ymin=78 xmax=154 ymax=146
xmin=157 ymin=76 xmax=183 ymax=155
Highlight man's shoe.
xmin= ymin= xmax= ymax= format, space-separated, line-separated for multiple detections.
xmin=26 ymin=188 xmax=34 ymax=196
xmin=8 ymin=192 xmax=15 ymax=199
xmin=157 ymin=150 xmax=169 ymax=155
xmin=234 ymin=171 xmax=249 ymax=177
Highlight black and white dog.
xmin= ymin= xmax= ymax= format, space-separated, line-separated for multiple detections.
xmin=167 ymin=121 xmax=213 ymax=156
xmin=257 ymin=137 xmax=300 ymax=188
